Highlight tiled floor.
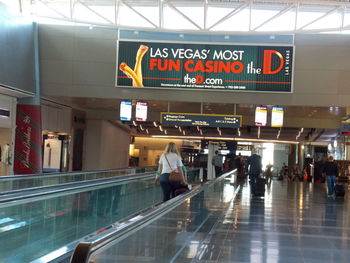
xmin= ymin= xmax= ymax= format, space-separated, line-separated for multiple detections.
xmin=91 ymin=177 xmax=350 ymax=263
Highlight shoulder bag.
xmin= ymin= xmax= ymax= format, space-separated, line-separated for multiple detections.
xmin=164 ymin=154 xmax=184 ymax=183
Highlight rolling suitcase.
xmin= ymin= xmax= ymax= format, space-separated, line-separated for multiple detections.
xmin=334 ymin=184 xmax=345 ymax=197
xmin=174 ymin=185 xmax=190 ymax=197
xmin=254 ymin=177 xmax=266 ymax=196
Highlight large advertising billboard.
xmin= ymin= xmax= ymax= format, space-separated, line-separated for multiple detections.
xmin=116 ymin=41 xmax=293 ymax=92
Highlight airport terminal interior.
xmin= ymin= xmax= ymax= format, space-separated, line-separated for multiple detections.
xmin=2 ymin=0 xmax=350 ymax=262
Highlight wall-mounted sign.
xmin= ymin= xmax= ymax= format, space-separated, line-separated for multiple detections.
xmin=271 ymin=106 xmax=284 ymax=127
xmin=120 ymin=100 xmax=132 ymax=121
xmin=255 ymin=106 xmax=267 ymax=126
xmin=135 ymin=101 xmax=148 ymax=121
xmin=116 ymin=41 xmax=293 ymax=93
xmin=161 ymin=112 xmax=241 ymax=128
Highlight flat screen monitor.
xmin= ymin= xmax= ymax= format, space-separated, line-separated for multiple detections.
xmin=271 ymin=106 xmax=284 ymax=127
xmin=255 ymin=106 xmax=267 ymax=126
xmin=120 ymin=100 xmax=132 ymax=121
xmin=136 ymin=101 xmax=148 ymax=121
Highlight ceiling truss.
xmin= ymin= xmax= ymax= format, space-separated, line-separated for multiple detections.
xmin=12 ymin=0 xmax=350 ymax=33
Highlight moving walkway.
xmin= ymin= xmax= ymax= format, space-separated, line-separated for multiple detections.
xmin=70 ymin=170 xmax=237 ymax=263
xmin=0 ymin=167 xmax=200 ymax=263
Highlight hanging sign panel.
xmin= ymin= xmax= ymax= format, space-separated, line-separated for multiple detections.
xmin=116 ymin=41 xmax=293 ymax=92
xmin=161 ymin=112 xmax=242 ymax=128
xmin=120 ymin=100 xmax=132 ymax=121
xmin=255 ymin=106 xmax=267 ymax=127
xmin=135 ymin=101 xmax=148 ymax=121
xmin=271 ymin=106 xmax=284 ymax=127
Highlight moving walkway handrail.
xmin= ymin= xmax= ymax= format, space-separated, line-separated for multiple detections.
xmin=70 ymin=169 xmax=236 ymax=263
xmin=0 ymin=166 xmax=157 ymax=195
xmin=0 ymin=167 xmax=200 ymax=204
xmin=0 ymin=171 xmax=156 ymax=204
xmin=0 ymin=166 xmax=157 ymax=180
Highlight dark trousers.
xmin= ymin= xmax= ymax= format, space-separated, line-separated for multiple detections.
xmin=249 ymin=173 xmax=259 ymax=193
xmin=160 ymin=173 xmax=182 ymax=202
xmin=215 ymin=166 xmax=222 ymax=178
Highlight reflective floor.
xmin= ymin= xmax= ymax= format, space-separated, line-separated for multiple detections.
xmin=91 ymin=178 xmax=350 ymax=263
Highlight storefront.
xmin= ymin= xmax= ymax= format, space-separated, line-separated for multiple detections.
xmin=41 ymin=101 xmax=72 ymax=173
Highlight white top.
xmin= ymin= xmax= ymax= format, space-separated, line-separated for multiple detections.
xmin=159 ymin=153 xmax=183 ymax=174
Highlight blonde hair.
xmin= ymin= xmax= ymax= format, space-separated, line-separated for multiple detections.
xmin=164 ymin=142 xmax=180 ymax=155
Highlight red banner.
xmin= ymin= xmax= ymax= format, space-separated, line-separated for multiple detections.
xmin=14 ymin=104 xmax=42 ymax=174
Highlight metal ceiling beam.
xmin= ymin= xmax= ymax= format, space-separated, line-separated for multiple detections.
xmin=208 ymin=2 xmax=248 ymax=31
xmin=120 ymin=0 xmax=158 ymax=28
xmin=204 ymin=0 xmax=208 ymax=30
xmin=252 ymin=4 xmax=295 ymax=31
xmin=78 ymin=0 xmax=114 ymax=24
xmin=19 ymin=0 xmax=22 ymax=13
xmin=37 ymin=0 xmax=70 ymax=19
xmin=294 ymin=2 xmax=299 ymax=31
xmin=254 ymin=0 xmax=350 ymax=8
xmin=299 ymin=6 xmax=340 ymax=30
xmin=164 ymin=0 xmax=202 ymax=30
xmin=115 ymin=0 xmax=119 ymax=24
xmin=159 ymin=0 xmax=163 ymax=28
xmin=26 ymin=0 xmax=350 ymax=34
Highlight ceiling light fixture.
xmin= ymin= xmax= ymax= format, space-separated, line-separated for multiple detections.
xmin=159 ymin=125 xmax=163 ymax=132
xmin=153 ymin=121 xmax=158 ymax=127
xmin=132 ymin=121 xmax=137 ymax=126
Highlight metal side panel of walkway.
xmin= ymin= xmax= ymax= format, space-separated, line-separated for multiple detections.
xmin=87 ymin=179 xmax=350 ymax=263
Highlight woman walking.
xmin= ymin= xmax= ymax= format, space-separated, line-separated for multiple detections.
xmin=156 ymin=142 xmax=186 ymax=202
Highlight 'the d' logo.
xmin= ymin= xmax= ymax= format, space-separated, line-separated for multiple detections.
xmin=263 ymin=50 xmax=284 ymax=74
xmin=196 ymin=75 xmax=204 ymax=84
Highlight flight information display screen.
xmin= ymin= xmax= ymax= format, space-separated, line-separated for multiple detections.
xmin=136 ymin=101 xmax=148 ymax=121
xmin=255 ymin=106 xmax=267 ymax=126
xmin=271 ymin=106 xmax=284 ymax=127
xmin=120 ymin=100 xmax=132 ymax=121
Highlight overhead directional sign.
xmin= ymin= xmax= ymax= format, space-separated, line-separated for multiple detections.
xmin=161 ymin=112 xmax=242 ymax=128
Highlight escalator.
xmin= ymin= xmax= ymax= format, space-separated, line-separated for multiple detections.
xmin=0 ymin=168 xmax=200 ymax=263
